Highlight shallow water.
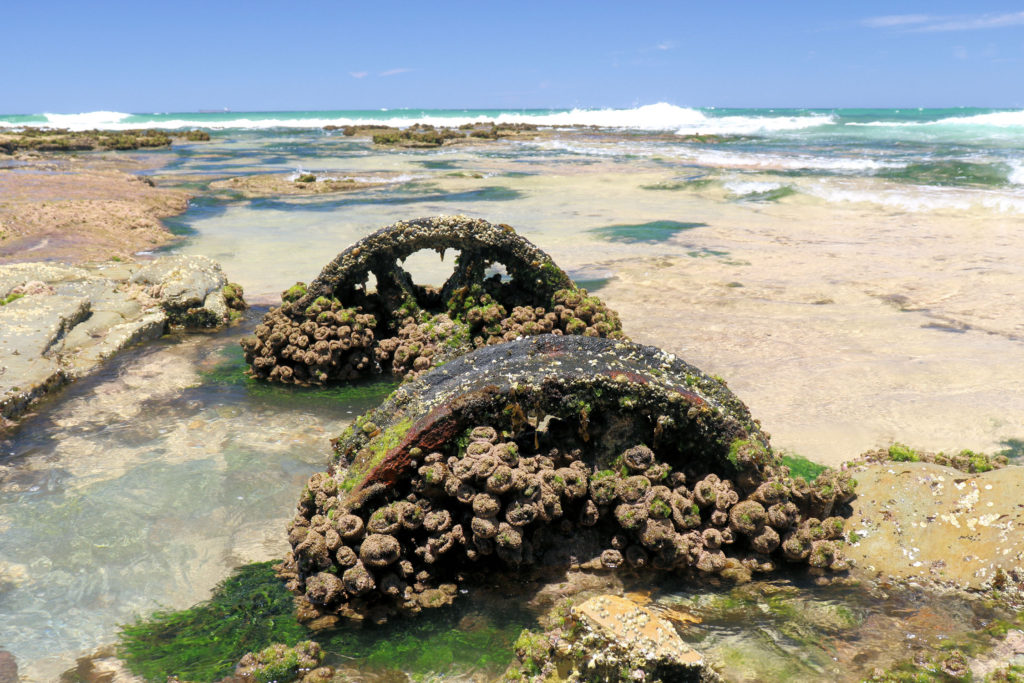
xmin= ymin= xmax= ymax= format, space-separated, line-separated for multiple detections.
xmin=1 ymin=117 xmax=1023 ymax=678
xmin=0 ymin=313 xmax=396 ymax=680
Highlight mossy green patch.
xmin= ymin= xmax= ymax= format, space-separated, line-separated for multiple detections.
xmin=779 ymin=453 xmax=829 ymax=482
xmin=340 ymin=417 xmax=415 ymax=492
xmin=0 ymin=292 xmax=25 ymax=306
xmin=887 ymin=443 xmax=920 ymax=462
xmin=320 ymin=607 xmax=525 ymax=678
xmin=117 ymin=562 xmax=306 ymax=682
xmin=588 ymin=220 xmax=706 ymax=244
xmin=200 ymin=343 xmax=398 ymax=409
xmin=117 ymin=562 xmax=528 ymax=682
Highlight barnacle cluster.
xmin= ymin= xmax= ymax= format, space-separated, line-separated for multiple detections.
xmin=275 ymin=336 xmax=855 ymax=627
xmin=242 ymin=216 xmax=624 ymax=385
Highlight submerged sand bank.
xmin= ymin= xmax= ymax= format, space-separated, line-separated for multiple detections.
xmin=592 ymin=182 xmax=1023 ymax=466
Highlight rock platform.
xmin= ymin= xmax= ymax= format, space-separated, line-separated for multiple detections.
xmin=0 ymin=255 xmax=243 ymax=429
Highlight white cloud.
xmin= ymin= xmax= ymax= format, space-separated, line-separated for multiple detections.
xmin=861 ymin=14 xmax=931 ymax=28
xmin=655 ymin=40 xmax=676 ymax=51
xmin=349 ymin=71 xmax=368 ymax=79
xmin=862 ymin=11 xmax=1024 ymax=32
xmin=379 ymin=68 xmax=412 ymax=77
xmin=953 ymin=45 xmax=969 ymax=60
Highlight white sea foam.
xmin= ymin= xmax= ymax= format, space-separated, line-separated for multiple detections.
xmin=284 ymin=170 xmax=418 ymax=184
xmin=7 ymin=103 xmax=834 ymax=134
xmin=847 ymin=110 xmax=1024 ymax=129
xmin=674 ymin=112 xmax=836 ymax=136
xmin=722 ymin=180 xmax=787 ymax=195
xmin=688 ymin=149 xmax=901 ymax=172
xmin=1008 ymin=162 xmax=1024 ymax=185
xmin=805 ymin=180 xmax=1024 ymax=214
xmin=42 ymin=111 xmax=133 ymax=129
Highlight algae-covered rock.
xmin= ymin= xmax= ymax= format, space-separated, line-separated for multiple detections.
xmin=0 ymin=257 xmax=245 ymax=430
xmin=234 ymin=640 xmax=333 ymax=683
xmin=241 ymin=215 xmax=625 ymax=386
xmin=505 ymin=595 xmax=716 ymax=682
xmin=277 ymin=335 xmax=853 ymax=625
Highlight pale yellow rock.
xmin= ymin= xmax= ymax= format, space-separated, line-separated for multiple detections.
xmin=845 ymin=461 xmax=1024 ymax=591
xmin=575 ymin=594 xmax=705 ymax=669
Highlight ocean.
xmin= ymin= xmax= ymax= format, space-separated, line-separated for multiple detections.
xmin=5 ymin=103 xmax=1024 ymax=214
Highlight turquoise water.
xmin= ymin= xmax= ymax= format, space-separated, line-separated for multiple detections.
xmin=5 ymin=105 xmax=1023 ymax=195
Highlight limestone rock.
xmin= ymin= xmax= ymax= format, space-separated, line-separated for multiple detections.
xmin=574 ymin=595 xmax=711 ymax=678
xmin=0 ymin=257 xmax=244 ymax=430
xmin=130 ymin=254 xmax=226 ymax=309
xmin=845 ymin=461 xmax=1024 ymax=596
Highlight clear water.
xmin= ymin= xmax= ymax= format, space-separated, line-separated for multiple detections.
xmin=0 ymin=314 xmax=396 ymax=679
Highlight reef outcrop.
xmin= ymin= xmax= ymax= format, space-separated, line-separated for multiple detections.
xmin=276 ymin=335 xmax=854 ymax=627
xmin=241 ymin=215 xmax=624 ymax=385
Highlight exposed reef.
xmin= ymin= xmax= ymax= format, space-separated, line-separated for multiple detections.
xmin=276 ymin=335 xmax=854 ymax=627
xmin=325 ymin=122 xmax=540 ymax=147
xmin=0 ymin=127 xmax=209 ymax=154
xmin=208 ymin=172 xmax=399 ymax=198
xmin=241 ymin=215 xmax=625 ymax=385
xmin=0 ymin=155 xmax=191 ymax=263
xmin=0 ymin=256 xmax=245 ymax=430
xmin=845 ymin=460 xmax=1024 ymax=600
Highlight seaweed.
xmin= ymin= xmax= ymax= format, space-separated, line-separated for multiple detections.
xmin=588 ymin=220 xmax=706 ymax=244
xmin=117 ymin=560 xmax=526 ymax=681
xmin=779 ymin=453 xmax=829 ymax=482
xmin=117 ymin=562 xmax=306 ymax=682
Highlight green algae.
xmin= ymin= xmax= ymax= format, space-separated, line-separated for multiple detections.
xmin=588 ymin=220 xmax=706 ymax=244
xmin=199 ymin=343 xmax=398 ymax=408
xmin=779 ymin=453 xmax=828 ymax=482
xmin=888 ymin=442 xmax=921 ymax=462
xmin=878 ymin=160 xmax=1012 ymax=188
xmin=732 ymin=186 xmax=797 ymax=202
xmin=118 ymin=562 xmax=306 ymax=682
xmin=117 ymin=561 xmax=527 ymax=682
xmin=321 ymin=609 xmax=525 ymax=678
xmin=0 ymin=292 xmax=25 ymax=306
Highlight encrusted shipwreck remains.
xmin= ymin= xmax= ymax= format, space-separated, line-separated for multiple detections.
xmin=241 ymin=215 xmax=624 ymax=385
xmin=277 ymin=335 xmax=855 ymax=627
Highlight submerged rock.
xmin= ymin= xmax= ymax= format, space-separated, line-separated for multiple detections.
xmin=241 ymin=215 xmax=624 ymax=386
xmin=234 ymin=641 xmax=333 ymax=683
xmin=277 ymin=335 xmax=853 ymax=625
xmin=0 ymin=650 xmax=16 ymax=683
xmin=0 ymin=257 xmax=245 ymax=430
xmin=504 ymin=594 xmax=715 ymax=682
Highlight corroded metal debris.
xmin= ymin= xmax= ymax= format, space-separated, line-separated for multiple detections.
xmin=277 ymin=336 xmax=855 ymax=626
xmin=242 ymin=215 xmax=624 ymax=385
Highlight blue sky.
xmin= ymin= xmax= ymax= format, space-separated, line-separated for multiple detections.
xmin=3 ymin=1 xmax=1023 ymax=112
